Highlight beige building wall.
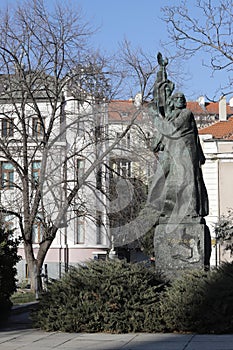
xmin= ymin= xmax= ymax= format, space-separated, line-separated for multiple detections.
xmin=201 ymin=137 xmax=233 ymax=266
xmin=219 ymin=161 xmax=233 ymax=214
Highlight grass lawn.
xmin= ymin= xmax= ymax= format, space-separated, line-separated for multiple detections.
xmin=10 ymin=290 xmax=36 ymax=305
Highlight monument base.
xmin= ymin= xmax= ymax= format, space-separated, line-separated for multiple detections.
xmin=154 ymin=221 xmax=211 ymax=280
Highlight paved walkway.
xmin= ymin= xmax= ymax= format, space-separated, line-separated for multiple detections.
xmin=2 ymin=329 xmax=233 ymax=350
xmin=1 ymin=304 xmax=233 ymax=349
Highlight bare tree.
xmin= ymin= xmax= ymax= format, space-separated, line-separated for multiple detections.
xmin=0 ymin=0 xmax=141 ymax=292
xmin=118 ymin=39 xmax=158 ymax=101
xmin=161 ymin=0 xmax=233 ymax=97
xmin=118 ymin=39 xmax=188 ymax=101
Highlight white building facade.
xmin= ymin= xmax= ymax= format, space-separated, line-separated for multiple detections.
xmin=0 ymin=80 xmax=111 ymax=284
xmin=199 ymin=102 xmax=233 ymax=265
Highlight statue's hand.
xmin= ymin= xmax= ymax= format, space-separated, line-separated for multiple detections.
xmin=157 ymin=52 xmax=168 ymax=67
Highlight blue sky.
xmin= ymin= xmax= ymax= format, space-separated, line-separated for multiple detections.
xmin=0 ymin=0 xmax=230 ymax=102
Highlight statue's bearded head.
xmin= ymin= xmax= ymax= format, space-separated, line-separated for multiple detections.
xmin=172 ymin=92 xmax=186 ymax=109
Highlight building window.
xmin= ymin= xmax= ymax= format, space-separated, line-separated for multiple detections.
xmin=32 ymin=160 xmax=41 ymax=187
xmin=120 ymin=112 xmax=129 ymax=118
xmin=119 ymin=160 xmax=131 ymax=177
xmin=116 ymin=132 xmax=130 ymax=149
xmin=96 ymin=211 xmax=103 ymax=245
xmin=1 ymin=118 xmax=14 ymax=137
xmin=110 ymin=159 xmax=131 ymax=178
xmin=32 ymin=216 xmax=43 ymax=243
xmin=59 ymin=106 xmax=66 ymax=141
xmin=127 ymin=133 xmax=131 ymax=148
xmin=95 ymin=125 xmax=104 ymax=142
xmin=77 ymin=159 xmax=85 ymax=181
xmin=76 ymin=214 xmax=85 ymax=244
xmin=77 ymin=120 xmax=85 ymax=136
xmin=32 ymin=117 xmax=43 ymax=137
xmin=96 ymin=166 xmax=102 ymax=190
xmin=25 ymin=264 xmax=30 ymax=279
xmin=1 ymin=162 xmax=14 ymax=189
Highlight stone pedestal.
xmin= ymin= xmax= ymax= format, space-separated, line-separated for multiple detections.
xmin=154 ymin=220 xmax=211 ymax=280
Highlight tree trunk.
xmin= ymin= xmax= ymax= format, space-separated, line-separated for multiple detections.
xmin=24 ymin=227 xmax=58 ymax=295
xmin=24 ymin=241 xmax=42 ymax=295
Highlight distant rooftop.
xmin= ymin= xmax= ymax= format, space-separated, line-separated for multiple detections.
xmin=108 ymin=100 xmax=233 ymax=129
xmin=108 ymin=100 xmax=142 ymax=121
xmin=187 ymin=101 xmax=232 ymax=115
xmin=199 ymin=117 xmax=233 ymax=140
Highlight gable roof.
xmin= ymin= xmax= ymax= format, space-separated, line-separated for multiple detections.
xmin=199 ymin=117 xmax=233 ymax=139
xmin=187 ymin=101 xmax=232 ymax=115
xmin=108 ymin=100 xmax=233 ymax=137
xmin=108 ymin=100 xmax=142 ymax=121
xmin=109 ymin=100 xmax=232 ymax=118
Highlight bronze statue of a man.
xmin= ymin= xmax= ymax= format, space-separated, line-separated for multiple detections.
xmin=148 ymin=54 xmax=208 ymax=223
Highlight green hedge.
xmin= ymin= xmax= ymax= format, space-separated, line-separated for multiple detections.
xmin=32 ymin=259 xmax=166 ymax=333
xmin=160 ymin=263 xmax=233 ymax=334
xmin=159 ymin=270 xmax=209 ymax=333
xmin=0 ymin=230 xmax=20 ymax=322
xmin=32 ymin=261 xmax=233 ymax=334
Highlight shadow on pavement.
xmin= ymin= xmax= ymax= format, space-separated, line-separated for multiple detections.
xmin=0 ymin=302 xmax=38 ymax=332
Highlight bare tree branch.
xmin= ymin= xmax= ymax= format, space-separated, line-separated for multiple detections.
xmin=161 ymin=0 xmax=233 ymax=93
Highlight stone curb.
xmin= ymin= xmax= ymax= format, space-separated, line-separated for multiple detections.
xmin=11 ymin=301 xmax=39 ymax=315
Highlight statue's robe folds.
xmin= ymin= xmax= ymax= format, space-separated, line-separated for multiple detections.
xmin=148 ymin=105 xmax=209 ymax=223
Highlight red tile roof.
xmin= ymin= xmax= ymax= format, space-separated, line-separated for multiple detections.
xmin=108 ymin=100 xmax=233 ymax=139
xmin=199 ymin=117 xmax=233 ymax=139
xmin=187 ymin=101 xmax=232 ymax=115
xmin=109 ymin=100 xmax=232 ymax=120
xmin=108 ymin=100 xmax=142 ymax=121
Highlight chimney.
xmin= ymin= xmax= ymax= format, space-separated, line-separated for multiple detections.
xmin=197 ymin=95 xmax=206 ymax=110
xmin=219 ymin=96 xmax=227 ymax=121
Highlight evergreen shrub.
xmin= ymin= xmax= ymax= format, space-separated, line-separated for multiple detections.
xmin=196 ymin=263 xmax=233 ymax=333
xmin=159 ymin=269 xmax=208 ymax=333
xmin=32 ymin=259 xmax=166 ymax=333
xmin=160 ymin=263 xmax=233 ymax=334
xmin=0 ymin=229 xmax=21 ymax=322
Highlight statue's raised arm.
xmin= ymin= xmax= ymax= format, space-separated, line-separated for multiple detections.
xmin=153 ymin=52 xmax=174 ymax=117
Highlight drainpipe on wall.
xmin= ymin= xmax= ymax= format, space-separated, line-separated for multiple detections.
xmin=216 ymin=138 xmax=221 ymax=267
xmin=216 ymin=97 xmax=226 ymax=266
xmin=216 ymin=157 xmax=220 ymax=267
